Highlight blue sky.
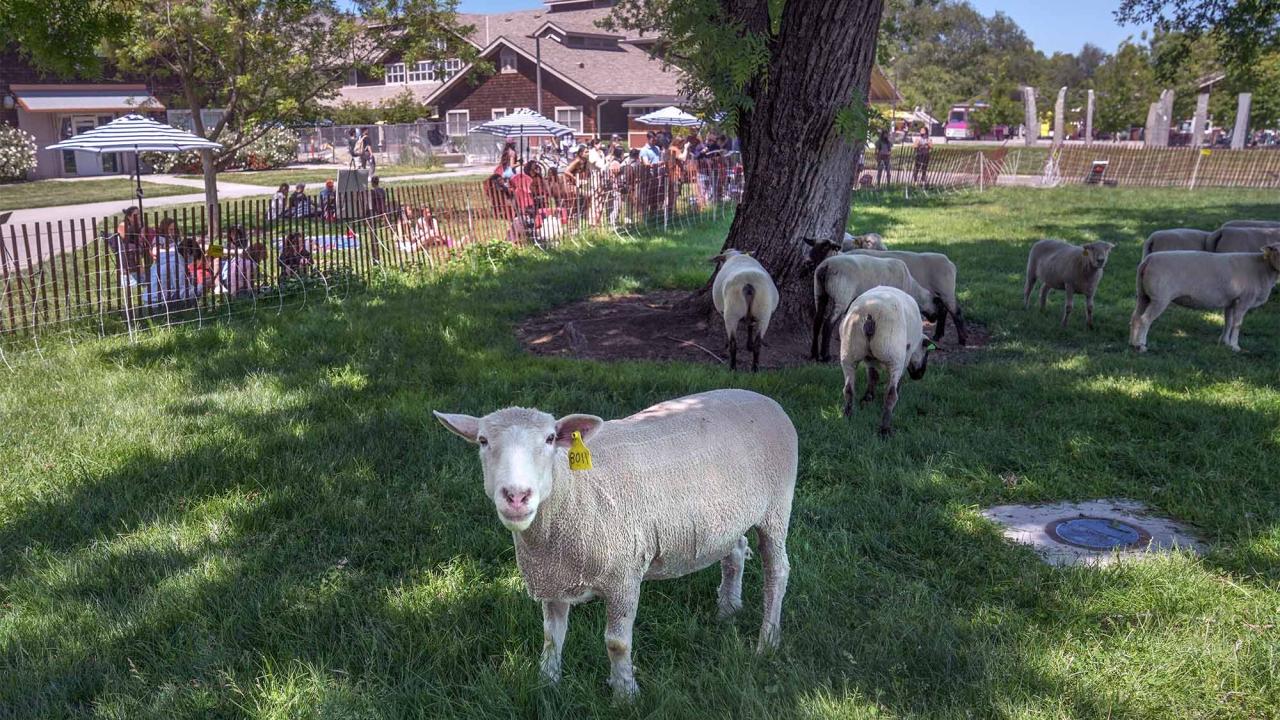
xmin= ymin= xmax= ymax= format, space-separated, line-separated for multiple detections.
xmin=455 ymin=0 xmax=1153 ymax=56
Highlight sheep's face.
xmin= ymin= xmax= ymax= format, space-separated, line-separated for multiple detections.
xmin=434 ymin=408 xmax=603 ymax=532
xmin=1082 ymin=242 xmax=1115 ymax=271
xmin=853 ymin=234 xmax=883 ymax=250
xmin=802 ymin=236 xmax=842 ymax=267
xmin=907 ymin=337 xmax=936 ymax=380
xmin=1264 ymin=244 xmax=1280 ymax=272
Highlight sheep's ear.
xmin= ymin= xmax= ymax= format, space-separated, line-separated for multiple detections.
xmin=555 ymin=414 xmax=604 ymax=447
xmin=708 ymin=253 xmax=726 ymax=264
xmin=1103 ymin=242 xmax=1116 ymax=251
xmin=434 ymin=411 xmax=481 ymax=444
xmin=801 ymin=237 xmax=818 ymax=247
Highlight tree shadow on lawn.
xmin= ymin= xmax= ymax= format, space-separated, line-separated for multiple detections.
xmin=4 ymin=224 xmax=1278 ymax=717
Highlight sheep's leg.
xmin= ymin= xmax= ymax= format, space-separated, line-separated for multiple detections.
xmin=932 ymin=304 xmax=948 ymax=342
xmin=1130 ymin=296 xmax=1169 ymax=352
xmin=820 ymin=318 xmax=836 ymax=363
xmin=860 ymin=366 xmax=879 ymax=406
xmin=1229 ymin=305 xmax=1247 ymax=351
xmin=1224 ymin=300 xmax=1244 ymax=351
xmin=754 ymin=524 xmax=790 ymax=653
xmin=1023 ymin=271 xmax=1036 ymax=308
xmin=750 ymin=320 xmax=761 ymax=372
xmin=1038 ymin=284 xmax=1051 ymax=311
xmin=842 ymin=375 xmax=855 ymax=418
xmin=603 ymin=586 xmax=642 ymax=699
xmin=1060 ymin=285 xmax=1075 ymax=327
xmin=879 ymin=381 xmax=900 ymax=438
xmin=540 ymin=601 xmax=571 ymax=683
xmin=950 ymin=302 xmax=969 ymax=345
xmin=811 ymin=295 xmax=828 ymax=360
xmin=728 ymin=334 xmax=738 ymax=371
xmin=718 ymin=536 xmax=749 ymax=619
xmin=1085 ymin=290 xmax=1096 ymax=329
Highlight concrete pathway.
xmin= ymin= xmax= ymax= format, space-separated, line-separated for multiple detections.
xmin=4 ymin=165 xmax=489 ymax=231
xmin=2 ymin=166 xmax=488 ymax=265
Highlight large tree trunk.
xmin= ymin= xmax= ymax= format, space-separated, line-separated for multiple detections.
xmin=718 ymin=0 xmax=886 ymax=327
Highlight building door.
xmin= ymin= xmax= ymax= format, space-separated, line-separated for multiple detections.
xmin=60 ymin=115 xmax=122 ymax=176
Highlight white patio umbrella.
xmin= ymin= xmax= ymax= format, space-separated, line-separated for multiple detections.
xmin=471 ymin=108 xmax=576 ymax=160
xmin=635 ymin=106 xmax=702 ymax=128
xmin=47 ymin=113 xmax=223 ymax=220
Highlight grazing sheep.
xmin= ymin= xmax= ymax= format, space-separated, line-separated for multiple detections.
xmin=434 ymin=389 xmax=798 ymax=699
xmin=1142 ymin=228 xmax=1211 ymax=256
xmin=847 ymin=249 xmax=967 ymax=345
xmin=842 ymin=231 xmax=887 ymax=251
xmin=838 ymin=286 xmax=935 ymax=436
xmin=1209 ymin=225 xmax=1280 ymax=254
xmin=1130 ymin=244 xmax=1280 ymax=352
xmin=812 ymin=253 xmax=938 ymax=361
xmin=711 ymin=249 xmax=780 ymax=371
xmin=1023 ymin=239 xmax=1116 ymax=328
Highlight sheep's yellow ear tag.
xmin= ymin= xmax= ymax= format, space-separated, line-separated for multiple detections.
xmin=568 ymin=431 xmax=592 ymax=471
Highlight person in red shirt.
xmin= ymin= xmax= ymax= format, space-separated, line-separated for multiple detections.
xmin=509 ymin=165 xmax=534 ymax=214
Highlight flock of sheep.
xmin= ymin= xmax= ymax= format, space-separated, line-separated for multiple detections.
xmin=432 ymin=218 xmax=1279 ymax=700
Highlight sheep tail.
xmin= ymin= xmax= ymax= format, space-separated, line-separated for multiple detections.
xmin=863 ymin=314 xmax=876 ymax=338
xmin=742 ymin=282 xmax=756 ymax=322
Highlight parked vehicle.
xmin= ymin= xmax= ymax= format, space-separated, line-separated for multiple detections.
xmin=944 ymin=102 xmax=988 ymax=140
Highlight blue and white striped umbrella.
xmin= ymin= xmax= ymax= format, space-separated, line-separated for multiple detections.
xmin=635 ymin=106 xmax=702 ymax=128
xmin=46 ymin=113 xmax=223 ymax=154
xmin=471 ymin=108 xmax=576 ymax=139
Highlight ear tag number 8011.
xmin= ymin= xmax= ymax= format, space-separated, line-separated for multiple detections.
xmin=568 ymin=431 xmax=592 ymax=471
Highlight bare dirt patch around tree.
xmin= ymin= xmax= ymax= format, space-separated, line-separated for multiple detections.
xmin=515 ymin=289 xmax=988 ymax=369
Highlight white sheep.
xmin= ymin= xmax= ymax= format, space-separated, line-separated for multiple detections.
xmin=1142 ymin=228 xmax=1211 ymax=256
xmin=1023 ymin=239 xmax=1115 ymax=328
xmin=802 ymin=239 xmax=966 ymax=343
xmin=838 ymin=286 xmax=935 ymax=436
xmin=1130 ymin=244 xmax=1280 ymax=352
xmin=711 ymin=249 xmax=779 ymax=371
xmin=842 ymin=231 xmax=887 ymax=251
xmin=434 ymin=389 xmax=798 ymax=699
xmin=812 ymin=253 xmax=937 ymax=361
xmin=1210 ymin=225 xmax=1280 ymax=254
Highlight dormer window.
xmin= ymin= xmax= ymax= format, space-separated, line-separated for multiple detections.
xmin=500 ymin=48 xmax=517 ymax=73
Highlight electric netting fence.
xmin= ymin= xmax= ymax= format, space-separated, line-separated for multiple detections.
xmin=0 ymin=155 xmax=749 ymax=353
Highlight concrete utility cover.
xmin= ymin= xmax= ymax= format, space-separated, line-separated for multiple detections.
xmin=981 ymin=499 xmax=1204 ymax=566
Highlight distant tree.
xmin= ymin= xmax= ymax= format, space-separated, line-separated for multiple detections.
xmin=969 ymin=84 xmax=1023 ymax=136
xmin=1092 ymin=40 xmax=1156 ymax=135
xmin=0 ymin=0 xmax=128 ymax=77
xmin=1116 ymin=0 xmax=1280 ymax=74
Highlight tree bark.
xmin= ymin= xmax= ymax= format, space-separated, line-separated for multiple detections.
xmin=717 ymin=0 xmax=886 ymax=327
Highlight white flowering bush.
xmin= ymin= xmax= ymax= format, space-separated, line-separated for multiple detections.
xmin=141 ymin=149 xmax=204 ymax=174
xmin=0 ymin=123 xmax=38 ymax=180
xmin=237 ymin=126 xmax=299 ymax=170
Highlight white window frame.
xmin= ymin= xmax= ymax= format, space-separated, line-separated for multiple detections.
xmin=446 ymin=109 xmax=470 ymax=136
xmin=385 ymin=62 xmax=406 ymax=84
xmin=554 ymin=106 xmax=584 ymax=133
xmin=407 ymin=60 xmax=433 ymax=83
xmin=491 ymin=109 xmax=508 ymax=120
xmin=499 ymin=48 xmax=518 ymax=74
xmin=443 ymin=58 xmax=463 ymax=79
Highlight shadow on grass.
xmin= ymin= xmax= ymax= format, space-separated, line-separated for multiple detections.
xmin=3 ymin=193 xmax=1279 ymax=717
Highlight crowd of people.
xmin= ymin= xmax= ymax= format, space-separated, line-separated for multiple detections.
xmin=110 ymin=206 xmax=320 ymax=312
xmin=476 ymin=130 xmax=741 ymax=244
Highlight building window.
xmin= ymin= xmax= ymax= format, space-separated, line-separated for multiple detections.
xmin=385 ymin=62 xmax=406 ymax=84
xmin=446 ymin=109 xmax=470 ymax=136
xmin=499 ymin=48 xmax=517 ymax=74
xmin=555 ymin=106 xmax=583 ymax=133
xmin=443 ymin=58 xmax=463 ymax=79
xmin=407 ymin=61 xmax=432 ymax=83
xmin=492 ymin=109 xmax=508 ymax=120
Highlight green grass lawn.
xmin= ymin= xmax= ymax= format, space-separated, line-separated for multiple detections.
xmin=2 ymin=186 xmax=1279 ymax=718
xmin=181 ymin=163 xmax=449 ymax=187
xmin=0 ymin=178 xmax=194 ymax=212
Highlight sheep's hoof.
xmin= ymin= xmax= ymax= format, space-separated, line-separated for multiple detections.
xmin=1131 ymin=344 xmax=1147 ymax=353
xmin=878 ymin=426 xmax=895 ymax=439
xmin=609 ymin=676 xmax=640 ymax=701
xmin=756 ymin=624 xmax=781 ymax=653
xmin=717 ymin=598 xmax=744 ymax=621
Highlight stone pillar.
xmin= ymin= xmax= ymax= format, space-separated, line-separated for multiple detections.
xmin=1144 ymin=102 xmax=1160 ymax=146
xmin=1022 ymin=86 xmax=1038 ymax=146
xmin=1085 ymin=89 xmax=1095 ymax=146
xmin=1159 ymin=90 xmax=1175 ymax=142
xmin=1145 ymin=90 xmax=1174 ymax=147
xmin=1053 ymin=86 xmax=1067 ymax=146
xmin=1191 ymin=92 xmax=1210 ymax=148
xmin=1231 ymin=93 xmax=1252 ymax=150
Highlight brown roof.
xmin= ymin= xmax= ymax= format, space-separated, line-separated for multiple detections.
xmin=454 ymin=7 xmax=677 ymax=99
xmin=333 ymin=83 xmax=439 ymax=106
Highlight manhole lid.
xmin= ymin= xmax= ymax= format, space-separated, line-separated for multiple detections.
xmin=1045 ymin=516 xmax=1152 ymax=551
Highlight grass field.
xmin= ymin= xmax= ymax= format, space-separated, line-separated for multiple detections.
xmin=0 ymin=178 xmax=193 ymax=212
xmin=179 ymin=163 xmax=449 ymax=187
xmin=2 ymin=186 xmax=1278 ymax=718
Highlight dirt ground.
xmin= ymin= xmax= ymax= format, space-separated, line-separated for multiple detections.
xmin=515 ymin=289 xmax=988 ymax=370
